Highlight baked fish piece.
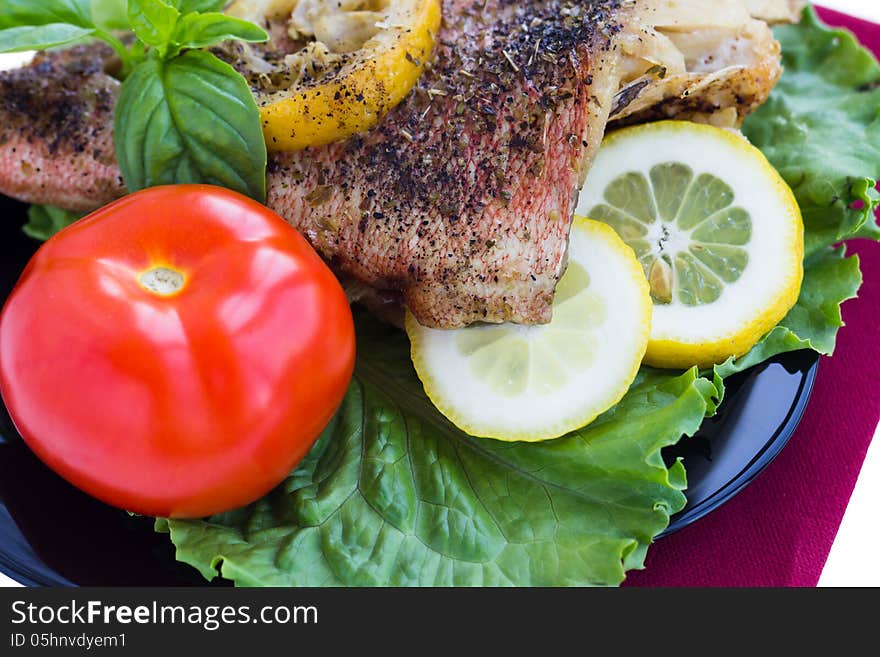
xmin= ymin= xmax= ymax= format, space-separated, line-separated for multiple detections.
xmin=0 ymin=0 xmax=799 ymax=328
xmin=611 ymin=0 xmax=804 ymax=127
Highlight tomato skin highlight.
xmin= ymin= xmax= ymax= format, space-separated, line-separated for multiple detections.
xmin=0 ymin=185 xmax=356 ymax=518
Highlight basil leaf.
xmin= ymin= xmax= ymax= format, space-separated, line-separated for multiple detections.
xmin=127 ymin=0 xmax=180 ymax=52
xmin=115 ymin=50 xmax=267 ymax=201
xmin=23 ymin=205 xmax=84 ymax=241
xmin=0 ymin=23 xmax=94 ymax=53
xmin=172 ymin=0 xmax=229 ymax=12
xmin=91 ymin=0 xmax=128 ymax=30
xmin=172 ymin=13 xmax=267 ymax=50
xmin=0 ymin=0 xmax=93 ymax=29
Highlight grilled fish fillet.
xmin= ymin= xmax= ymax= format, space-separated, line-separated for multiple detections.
xmin=0 ymin=0 xmax=797 ymax=328
xmin=265 ymin=0 xmax=629 ymax=327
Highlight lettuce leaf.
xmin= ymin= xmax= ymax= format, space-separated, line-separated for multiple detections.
xmin=717 ymin=246 xmax=863 ymax=378
xmin=159 ymin=316 xmax=717 ymax=587
xmin=725 ymin=6 xmax=880 ymax=376
xmin=158 ymin=8 xmax=880 ymax=586
xmin=742 ymin=7 xmax=880 ymax=255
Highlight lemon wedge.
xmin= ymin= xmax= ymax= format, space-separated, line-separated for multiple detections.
xmin=228 ymin=0 xmax=441 ymax=150
xmin=577 ymin=121 xmax=804 ymax=370
xmin=406 ymin=219 xmax=652 ymax=443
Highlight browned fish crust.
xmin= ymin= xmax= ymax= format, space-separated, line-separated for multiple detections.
xmin=268 ymin=0 xmax=627 ymax=328
xmin=0 ymin=46 xmax=125 ymax=212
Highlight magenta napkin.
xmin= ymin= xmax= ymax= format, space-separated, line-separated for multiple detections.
xmin=626 ymin=7 xmax=880 ymax=588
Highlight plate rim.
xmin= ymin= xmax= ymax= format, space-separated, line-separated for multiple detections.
xmin=660 ymin=351 xmax=820 ymax=538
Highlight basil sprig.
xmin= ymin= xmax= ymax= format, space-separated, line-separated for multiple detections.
xmin=0 ymin=0 xmax=269 ymax=202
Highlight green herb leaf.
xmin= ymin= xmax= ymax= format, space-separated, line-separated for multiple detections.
xmin=0 ymin=0 xmax=93 ymax=29
xmin=172 ymin=12 xmax=267 ymax=50
xmin=91 ymin=0 xmax=128 ymax=30
xmin=115 ymin=49 xmax=267 ymax=201
xmin=0 ymin=23 xmax=94 ymax=53
xmin=742 ymin=7 xmax=880 ymax=256
xmin=127 ymin=0 xmax=180 ymax=53
xmin=159 ymin=314 xmax=717 ymax=587
xmin=23 ymin=205 xmax=84 ymax=241
xmin=172 ymin=0 xmax=229 ymax=12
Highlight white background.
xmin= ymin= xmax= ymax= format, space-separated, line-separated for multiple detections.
xmin=0 ymin=1 xmax=878 ymax=588
xmin=818 ymin=0 xmax=878 ymax=21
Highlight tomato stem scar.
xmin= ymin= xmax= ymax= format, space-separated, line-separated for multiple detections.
xmin=139 ymin=267 xmax=185 ymax=296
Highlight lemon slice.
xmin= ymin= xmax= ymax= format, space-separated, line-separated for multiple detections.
xmin=577 ymin=121 xmax=804 ymax=370
xmin=406 ymin=219 xmax=652 ymax=443
xmin=228 ymin=0 xmax=441 ymax=150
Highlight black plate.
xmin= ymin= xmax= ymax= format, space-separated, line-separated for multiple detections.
xmin=0 ymin=195 xmax=819 ymax=587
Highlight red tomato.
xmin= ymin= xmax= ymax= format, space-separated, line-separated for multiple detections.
xmin=0 ymin=185 xmax=355 ymax=518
